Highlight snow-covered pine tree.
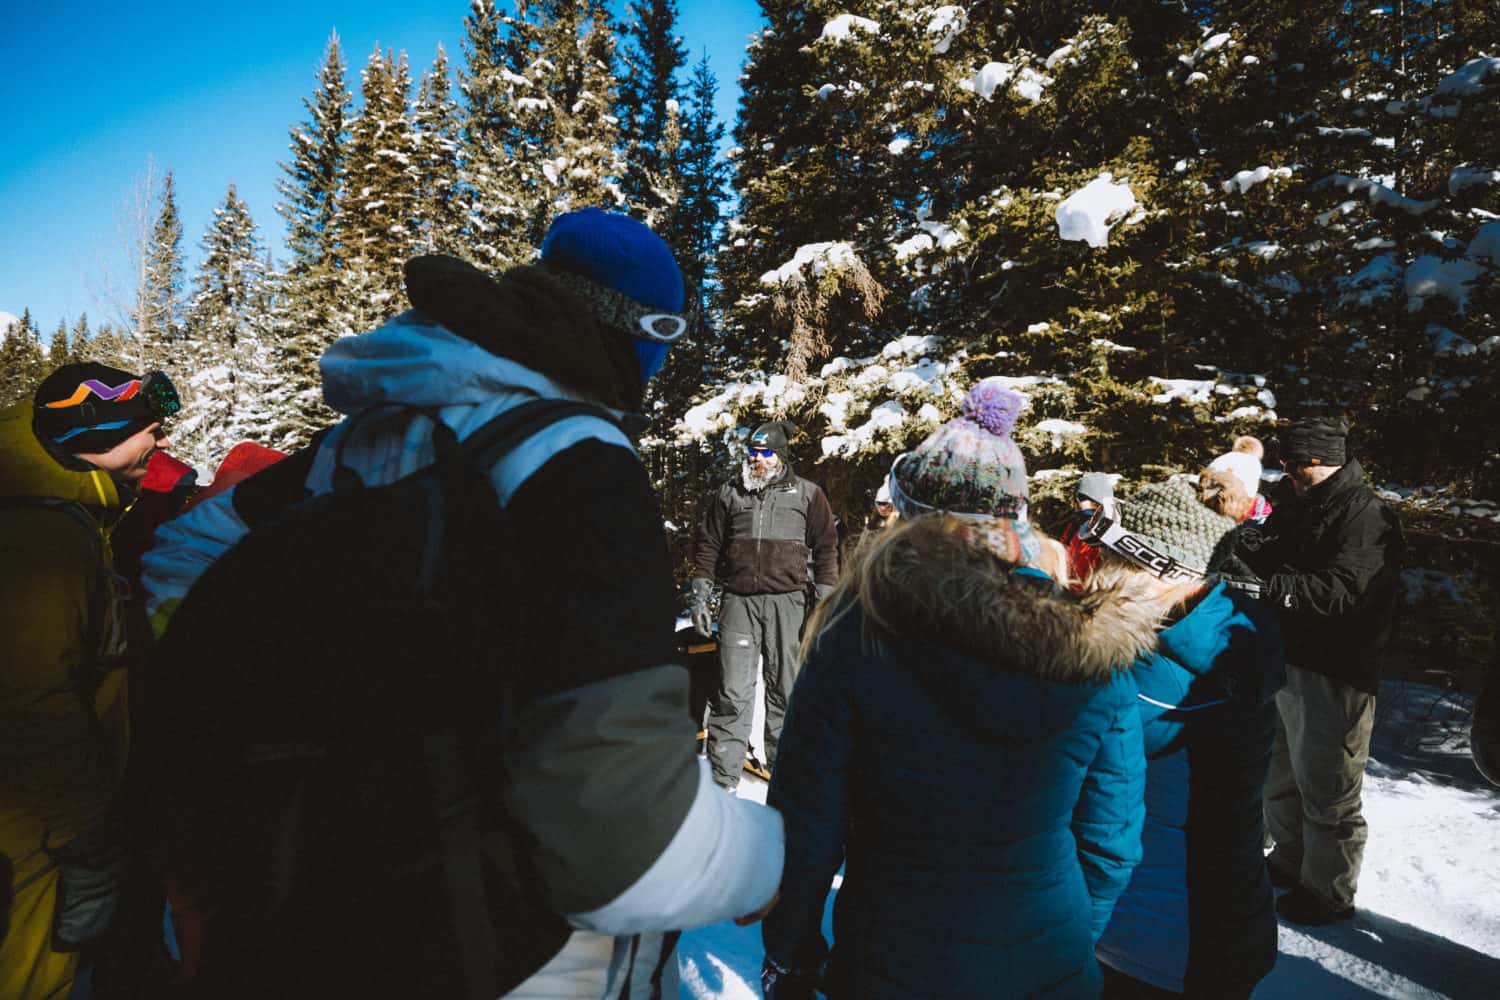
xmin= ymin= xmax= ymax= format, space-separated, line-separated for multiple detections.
xmin=272 ymin=31 xmax=351 ymax=451
xmin=459 ymin=0 xmax=538 ymax=269
xmin=413 ymin=45 xmax=466 ymax=254
xmin=343 ymin=46 xmax=421 ymax=334
xmin=47 ymin=320 xmax=70 ymax=371
xmin=174 ymin=183 xmax=272 ymax=470
xmin=496 ymin=0 xmax=628 ymax=244
xmin=648 ymin=52 xmax=729 ymax=421
xmin=617 ymin=0 xmax=687 ymax=226
xmin=68 ymin=314 xmax=90 ymax=364
xmin=1304 ymin=6 xmax=1500 ymax=494
xmin=86 ymin=322 xmax=128 ymax=371
xmin=140 ymin=170 xmax=186 ymax=373
xmin=0 ymin=309 xmax=46 ymax=408
xmin=665 ymin=53 xmax=728 ymax=295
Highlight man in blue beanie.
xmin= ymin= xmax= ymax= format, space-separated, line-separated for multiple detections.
xmin=141 ymin=209 xmax=783 ymax=996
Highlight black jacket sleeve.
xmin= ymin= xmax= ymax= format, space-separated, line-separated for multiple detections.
xmin=691 ymin=486 xmax=728 ymax=581
xmin=805 ymin=485 xmax=839 ymax=587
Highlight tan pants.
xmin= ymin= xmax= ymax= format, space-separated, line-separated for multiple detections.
xmin=1263 ymin=663 xmax=1375 ymax=909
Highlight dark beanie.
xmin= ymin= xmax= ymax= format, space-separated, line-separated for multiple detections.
xmin=1282 ymin=418 xmax=1349 ymax=466
xmin=33 ymin=362 xmax=155 ymax=454
xmin=749 ymin=420 xmax=797 ymax=453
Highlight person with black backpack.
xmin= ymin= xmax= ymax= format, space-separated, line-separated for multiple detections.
xmin=1 ymin=362 xmax=181 ymax=999
xmin=138 ymin=209 xmax=784 ymax=998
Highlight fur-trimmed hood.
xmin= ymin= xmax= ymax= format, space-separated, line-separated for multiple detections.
xmin=818 ymin=515 xmax=1161 ymax=741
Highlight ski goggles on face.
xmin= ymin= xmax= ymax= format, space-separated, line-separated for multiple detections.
xmin=748 ymin=447 xmax=776 ymax=459
xmin=1077 ymin=498 xmax=1207 ymax=582
xmin=547 ymin=267 xmax=689 ymax=343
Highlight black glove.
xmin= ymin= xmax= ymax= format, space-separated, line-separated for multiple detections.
xmin=690 ymin=577 xmax=714 ymax=638
xmin=762 ymin=957 xmax=820 ymax=1000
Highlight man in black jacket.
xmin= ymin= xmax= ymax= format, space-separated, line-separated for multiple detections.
xmin=690 ymin=420 xmax=839 ymax=790
xmin=1240 ymin=417 xmax=1404 ymax=925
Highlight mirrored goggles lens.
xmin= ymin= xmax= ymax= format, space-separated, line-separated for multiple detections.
xmin=142 ymin=370 xmax=182 ymax=420
xmin=638 ymin=313 xmax=687 ymax=343
xmin=748 ymin=447 xmax=776 ymax=459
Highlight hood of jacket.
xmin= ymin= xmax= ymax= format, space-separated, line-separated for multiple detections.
xmin=320 ymin=309 xmax=637 ymax=423
xmin=837 ymin=515 xmax=1159 ymax=740
xmin=0 ymin=401 xmax=122 ymax=515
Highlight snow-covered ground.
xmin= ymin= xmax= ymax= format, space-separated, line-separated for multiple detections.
xmin=678 ymin=680 xmax=1500 ymax=999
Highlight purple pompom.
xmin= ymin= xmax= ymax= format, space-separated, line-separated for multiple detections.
xmin=961 ymin=378 xmax=1024 ymax=436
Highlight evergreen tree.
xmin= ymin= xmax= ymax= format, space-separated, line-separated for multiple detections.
xmin=343 ymin=46 xmax=421 ymax=333
xmin=47 ymin=319 xmax=70 ymax=370
xmin=646 ymin=52 xmax=729 ymax=443
xmin=140 ymin=170 xmax=186 ymax=371
xmin=618 ymin=0 xmax=687 ymax=224
xmin=414 ymin=45 xmax=467 ymax=253
xmin=68 ymin=314 xmax=90 ymax=364
xmin=0 ymin=309 xmax=46 ymax=408
xmin=273 ymin=31 xmax=352 ymax=450
xmin=459 ymin=0 xmax=537 ymax=268
xmin=89 ymin=322 xmax=128 ymax=371
xmin=664 ymin=53 xmax=728 ymax=292
xmin=497 ymin=0 xmax=627 ymax=245
xmin=175 ymin=183 xmax=272 ymax=468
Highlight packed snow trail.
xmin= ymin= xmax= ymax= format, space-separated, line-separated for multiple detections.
xmin=678 ymin=681 xmax=1500 ymax=998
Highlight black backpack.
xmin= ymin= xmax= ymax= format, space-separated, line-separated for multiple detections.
xmin=138 ymin=398 xmax=611 ymax=999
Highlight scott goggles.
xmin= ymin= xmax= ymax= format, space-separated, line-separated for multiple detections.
xmin=1077 ymin=498 xmax=1207 ymax=583
xmin=548 ymin=267 xmax=689 ymax=343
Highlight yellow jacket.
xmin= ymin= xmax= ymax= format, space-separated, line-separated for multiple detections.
xmin=0 ymin=400 xmax=131 ymax=999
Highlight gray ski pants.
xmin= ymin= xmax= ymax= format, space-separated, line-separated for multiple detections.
xmin=706 ymin=590 xmax=806 ymax=788
xmin=1264 ymin=662 xmax=1376 ymax=909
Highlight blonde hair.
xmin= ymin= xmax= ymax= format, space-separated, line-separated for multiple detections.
xmin=1084 ymin=548 xmax=1202 ymax=623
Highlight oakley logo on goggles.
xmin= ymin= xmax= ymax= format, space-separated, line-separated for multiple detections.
xmin=548 ymin=267 xmax=689 ymax=344
xmin=1078 ymin=498 xmax=1206 ymax=583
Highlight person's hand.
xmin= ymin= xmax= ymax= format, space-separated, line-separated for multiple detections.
xmin=813 ymin=582 xmax=835 ymax=603
xmin=734 ymin=889 xmax=779 ymax=926
xmin=689 ymin=577 xmax=714 ymax=638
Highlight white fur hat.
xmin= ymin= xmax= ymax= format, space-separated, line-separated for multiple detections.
xmin=1208 ymin=450 xmax=1262 ymax=497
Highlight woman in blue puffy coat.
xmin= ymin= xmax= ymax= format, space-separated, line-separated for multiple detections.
xmin=758 ymin=382 xmax=1160 ymax=999
xmin=1087 ymin=480 xmax=1286 ymax=999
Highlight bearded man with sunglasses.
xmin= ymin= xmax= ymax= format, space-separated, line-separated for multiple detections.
xmin=1235 ymin=417 xmax=1404 ymax=926
xmin=1 ymin=362 xmax=180 ymax=998
xmin=690 ymin=420 xmax=839 ymax=791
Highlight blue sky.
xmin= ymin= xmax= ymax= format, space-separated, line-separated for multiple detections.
xmin=0 ymin=1 xmax=765 ymax=342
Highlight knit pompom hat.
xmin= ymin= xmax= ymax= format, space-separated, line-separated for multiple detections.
xmin=1114 ymin=479 xmax=1238 ymax=575
xmin=890 ymin=378 xmax=1030 ymax=519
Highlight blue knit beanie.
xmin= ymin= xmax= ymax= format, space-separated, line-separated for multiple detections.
xmin=541 ymin=208 xmax=684 ymax=380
